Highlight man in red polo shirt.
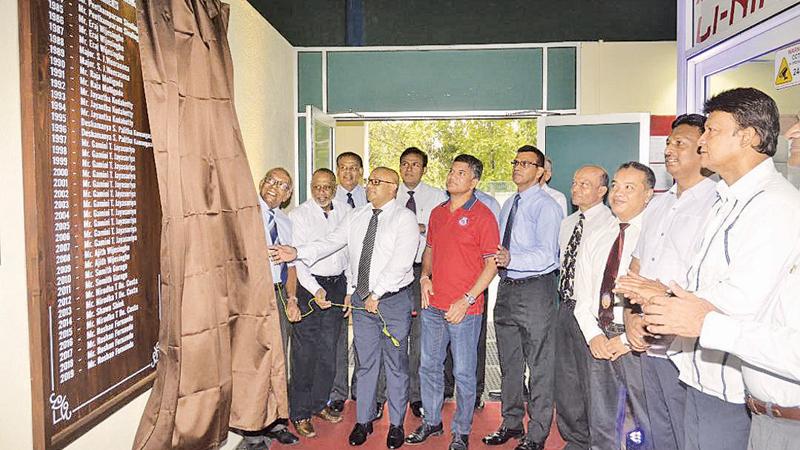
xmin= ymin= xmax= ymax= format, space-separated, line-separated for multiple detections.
xmin=405 ymin=154 xmax=500 ymax=450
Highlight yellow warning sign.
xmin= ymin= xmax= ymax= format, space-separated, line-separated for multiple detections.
xmin=776 ymin=57 xmax=793 ymax=86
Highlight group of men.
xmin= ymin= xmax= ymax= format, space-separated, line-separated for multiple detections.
xmin=248 ymin=86 xmax=800 ymax=450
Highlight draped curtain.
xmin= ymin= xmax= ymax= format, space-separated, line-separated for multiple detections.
xmin=134 ymin=1 xmax=288 ymax=448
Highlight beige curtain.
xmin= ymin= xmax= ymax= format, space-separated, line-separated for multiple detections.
xmin=133 ymin=1 xmax=288 ymax=448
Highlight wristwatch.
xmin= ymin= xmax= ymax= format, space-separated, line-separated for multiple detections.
xmin=464 ymin=292 xmax=477 ymax=305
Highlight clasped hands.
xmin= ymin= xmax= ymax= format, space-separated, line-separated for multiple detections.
xmin=614 ymin=273 xmax=717 ymax=339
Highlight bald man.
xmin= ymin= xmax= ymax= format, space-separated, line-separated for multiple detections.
xmin=270 ymin=167 xmax=419 ymax=449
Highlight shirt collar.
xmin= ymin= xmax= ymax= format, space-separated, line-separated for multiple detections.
xmin=677 ymin=177 xmax=717 ymax=201
xmin=258 ymin=195 xmax=274 ymax=214
xmin=368 ymin=198 xmax=398 ymax=213
xmin=582 ymin=202 xmax=609 ymax=220
xmin=717 ymin=158 xmax=776 ymax=202
xmin=615 ymin=210 xmax=644 ymax=228
xmin=517 ymin=183 xmax=543 ymax=200
xmin=400 ymin=181 xmax=426 ymax=194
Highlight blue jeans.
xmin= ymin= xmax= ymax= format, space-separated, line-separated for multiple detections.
xmin=419 ymin=306 xmax=482 ymax=435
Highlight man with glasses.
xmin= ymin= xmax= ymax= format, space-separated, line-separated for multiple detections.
xmin=395 ymin=147 xmax=448 ymax=419
xmin=406 ymin=154 xmax=499 ymax=450
xmin=256 ymin=167 xmax=301 ymax=446
xmin=483 ymin=146 xmax=563 ymax=450
xmin=287 ymin=168 xmax=350 ymax=438
xmin=269 ymin=167 xmax=419 ymax=449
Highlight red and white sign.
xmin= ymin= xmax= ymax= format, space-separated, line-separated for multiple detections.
xmin=693 ymin=0 xmax=798 ymax=50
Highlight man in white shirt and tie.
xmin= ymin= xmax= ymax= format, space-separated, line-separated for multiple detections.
xmin=541 ymin=157 xmax=569 ymax=217
xmin=287 ymin=168 xmax=351 ymax=438
xmin=625 ymin=90 xmax=800 ymax=450
xmin=573 ymin=162 xmax=655 ymax=450
xmin=335 ymin=151 xmax=368 ymax=209
xmin=395 ymin=147 xmax=448 ymax=419
xmin=614 ymin=113 xmax=717 ymax=450
xmin=256 ymin=167 xmax=301 ymax=446
xmin=330 ymin=151 xmax=372 ymax=415
xmin=554 ymin=165 xmax=613 ymax=450
xmin=270 ymin=167 xmax=419 ymax=449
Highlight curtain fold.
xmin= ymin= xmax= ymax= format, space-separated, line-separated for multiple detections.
xmin=134 ymin=1 xmax=288 ymax=448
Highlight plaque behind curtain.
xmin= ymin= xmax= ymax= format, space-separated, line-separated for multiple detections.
xmin=133 ymin=1 xmax=288 ymax=448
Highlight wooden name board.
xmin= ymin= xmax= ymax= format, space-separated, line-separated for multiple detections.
xmin=19 ymin=0 xmax=161 ymax=447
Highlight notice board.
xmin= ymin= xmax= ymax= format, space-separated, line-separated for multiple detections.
xmin=19 ymin=0 xmax=161 ymax=447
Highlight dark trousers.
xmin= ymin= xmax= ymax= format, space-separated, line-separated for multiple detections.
xmin=642 ymin=355 xmax=686 ymax=450
xmin=494 ymin=272 xmax=557 ymax=444
xmin=408 ymin=263 xmax=423 ymax=403
xmin=351 ymin=289 xmax=412 ymax=425
xmin=443 ymin=287 xmax=489 ymax=398
xmin=554 ymin=299 xmax=591 ymax=450
xmin=272 ymin=283 xmax=292 ymax=427
xmin=586 ymin=335 xmax=652 ymax=450
xmin=289 ymin=274 xmax=346 ymax=421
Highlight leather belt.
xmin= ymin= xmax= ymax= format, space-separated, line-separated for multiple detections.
xmin=747 ymin=395 xmax=800 ymax=421
xmin=314 ymin=273 xmax=345 ymax=283
xmin=601 ymin=322 xmax=626 ymax=337
xmin=499 ymin=271 xmax=555 ymax=286
xmin=384 ymin=283 xmax=413 ymax=297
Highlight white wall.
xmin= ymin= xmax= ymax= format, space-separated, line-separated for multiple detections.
xmin=580 ymin=41 xmax=677 ymax=115
xmin=228 ymin=0 xmax=297 ymax=186
xmin=0 ymin=0 xmax=295 ymax=448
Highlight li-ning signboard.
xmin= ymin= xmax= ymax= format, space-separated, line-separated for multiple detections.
xmin=692 ymin=0 xmax=799 ymax=52
xmin=19 ymin=0 xmax=161 ymax=448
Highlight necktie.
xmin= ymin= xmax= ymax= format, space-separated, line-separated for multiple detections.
xmin=598 ymin=223 xmax=630 ymax=329
xmin=558 ymin=213 xmax=585 ymax=302
xmin=499 ymin=194 xmax=520 ymax=278
xmin=405 ymin=191 xmax=416 ymax=214
xmin=355 ymin=209 xmax=382 ymax=299
xmin=267 ymin=209 xmax=288 ymax=284
xmin=347 ymin=192 xmax=356 ymax=208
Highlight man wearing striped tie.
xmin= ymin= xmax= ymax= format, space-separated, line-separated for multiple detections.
xmin=257 ymin=167 xmax=300 ymax=446
xmin=269 ymin=167 xmax=419 ymax=449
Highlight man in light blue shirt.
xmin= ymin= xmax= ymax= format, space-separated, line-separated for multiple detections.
xmin=483 ymin=145 xmax=563 ymax=450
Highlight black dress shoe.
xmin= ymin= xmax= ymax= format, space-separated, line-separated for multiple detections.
xmin=265 ymin=427 xmax=300 ymax=445
xmin=374 ymin=401 xmax=385 ymax=420
xmin=330 ymin=399 xmax=346 ymax=413
xmin=405 ymin=422 xmax=444 ymax=444
xmin=448 ymin=433 xmax=469 ymax=450
xmin=514 ymin=438 xmax=544 ymax=450
xmin=387 ymin=424 xmax=405 ymax=449
xmin=482 ymin=427 xmax=524 ymax=445
xmin=410 ymin=401 xmax=424 ymax=418
xmin=349 ymin=422 xmax=374 ymax=446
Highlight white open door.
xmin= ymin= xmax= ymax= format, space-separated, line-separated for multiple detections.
xmin=304 ymin=105 xmax=337 ymax=200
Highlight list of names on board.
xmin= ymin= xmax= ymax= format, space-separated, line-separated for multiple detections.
xmin=34 ymin=0 xmax=161 ymax=441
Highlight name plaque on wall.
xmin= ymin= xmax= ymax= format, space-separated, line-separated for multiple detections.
xmin=19 ymin=0 xmax=161 ymax=448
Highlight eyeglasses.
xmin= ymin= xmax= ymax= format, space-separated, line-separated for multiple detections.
xmin=510 ymin=160 xmax=541 ymax=169
xmin=264 ymin=177 xmax=291 ymax=192
xmin=366 ymin=178 xmax=397 ymax=186
xmin=311 ymin=184 xmax=335 ymax=192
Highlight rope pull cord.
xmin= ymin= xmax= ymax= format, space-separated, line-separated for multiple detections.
xmin=275 ymin=283 xmax=401 ymax=347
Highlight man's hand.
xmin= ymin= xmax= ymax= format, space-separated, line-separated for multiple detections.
xmin=418 ymin=224 xmax=426 ymax=234
xmin=314 ymin=288 xmax=331 ymax=309
xmin=365 ymin=294 xmax=380 ymax=314
xmin=614 ymin=272 xmax=669 ymax=306
xmin=623 ymin=310 xmax=650 ymax=352
xmin=343 ymin=294 xmax=352 ymax=318
xmin=268 ymin=245 xmax=297 ymax=264
xmin=643 ymin=282 xmax=717 ymax=337
xmin=420 ymin=276 xmax=434 ymax=309
xmin=444 ymin=298 xmax=469 ymax=324
xmin=605 ymin=336 xmax=631 ymax=361
xmin=589 ymin=335 xmax=613 ymax=360
xmin=286 ymin=296 xmax=302 ymax=322
xmin=495 ymin=245 xmax=511 ymax=268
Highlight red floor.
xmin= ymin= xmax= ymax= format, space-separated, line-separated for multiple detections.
xmin=273 ymin=400 xmax=566 ymax=450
